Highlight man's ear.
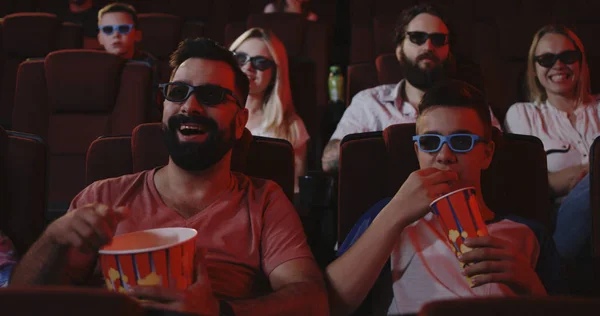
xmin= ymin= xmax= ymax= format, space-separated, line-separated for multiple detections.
xmin=395 ymin=44 xmax=403 ymax=62
xmin=481 ymin=140 xmax=495 ymax=170
xmin=235 ymin=108 xmax=249 ymax=140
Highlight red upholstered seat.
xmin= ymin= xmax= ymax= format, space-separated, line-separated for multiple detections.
xmin=588 ymin=136 xmax=600 ymax=295
xmin=419 ymin=297 xmax=600 ymax=316
xmin=0 ymin=287 xmax=144 ymax=316
xmin=0 ymin=126 xmax=47 ymax=255
xmin=137 ymin=13 xmax=204 ymax=83
xmin=11 ymin=50 xmax=153 ymax=214
xmin=0 ymin=13 xmax=82 ymax=128
xmin=86 ymin=123 xmax=295 ymax=201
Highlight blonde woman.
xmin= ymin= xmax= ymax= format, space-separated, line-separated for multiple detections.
xmin=230 ymin=28 xmax=310 ymax=192
xmin=505 ymin=24 xmax=598 ymax=259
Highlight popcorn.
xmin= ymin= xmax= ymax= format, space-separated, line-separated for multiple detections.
xmin=448 ymin=230 xmax=460 ymax=242
xmin=460 ymin=244 xmax=473 ymax=254
xmin=105 ymin=267 xmax=129 ymax=291
xmin=138 ymin=272 xmax=162 ymax=286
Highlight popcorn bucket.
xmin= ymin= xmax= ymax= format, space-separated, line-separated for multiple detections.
xmin=99 ymin=227 xmax=197 ymax=293
xmin=430 ymin=187 xmax=488 ymax=284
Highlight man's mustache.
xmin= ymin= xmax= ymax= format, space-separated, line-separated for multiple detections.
xmin=416 ymin=52 xmax=441 ymax=63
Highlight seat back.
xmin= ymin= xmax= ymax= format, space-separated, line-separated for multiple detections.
xmin=0 ymin=287 xmax=144 ymax=316
xmin=12 ymin=50 xmax=152 ymax=214
xmin=345 ymin=62 xmax=378 ymax=107
xmin=86 ymin=123 xmax=295 ymax=201
xmin=138 ymin=13 xmax=183 ymax=60
xmin=419 ymin=297 xmax=600 ymax=316
xmin=0 ymin=127 xmax=47 ymax=254
xmin=590 ymin=136 xmax=600 ymax=284
xmin=338 ymin=123 xmax=551 ymax=243
xmin=0 ymin=13 xmax=82 ymax=128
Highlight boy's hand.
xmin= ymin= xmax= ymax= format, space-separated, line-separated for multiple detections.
xmin=388 ymin=168 xmax=459 ymax=226
xmin=459 ymin=236 xmax=546 ymax=295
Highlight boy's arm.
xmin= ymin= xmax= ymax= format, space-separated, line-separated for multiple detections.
xmin=325 ymin=168 xmax=459 ymax=315
xmin=326 ymin=201 xmax=411 ymax=316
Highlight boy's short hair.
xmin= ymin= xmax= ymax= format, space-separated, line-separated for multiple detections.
xmin=98 ymin=2 xmax=139 ymax=28
xmin=169 ymin=38 xmax=250 ymax=106
xmin=418 ymin=79 xmax=492 ymax=138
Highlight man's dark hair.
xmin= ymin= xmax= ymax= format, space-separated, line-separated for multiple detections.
xmin=98 ymin=2 xmax=139 ymax=28
xmin=418 ymin=79 xmax=492 ymax=138
xmin=393 ymin=3 xmax=453 ymax=47
xmin=169 ymin=38 xmax=250 ymax=107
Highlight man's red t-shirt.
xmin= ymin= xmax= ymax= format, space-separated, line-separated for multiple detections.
xmin=66 ymin=169 xmax=314 ymax=300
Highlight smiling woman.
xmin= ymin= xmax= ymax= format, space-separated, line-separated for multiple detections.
xmin=504 ymin=24 xmax=598 ymax=260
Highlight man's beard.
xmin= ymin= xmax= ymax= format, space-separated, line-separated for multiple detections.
xmin=400 ymin=50 xmax=449 ymax=90
xmin=162 ymin=114 xmax=236 ymax=171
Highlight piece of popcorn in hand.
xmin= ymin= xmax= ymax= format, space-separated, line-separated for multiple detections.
xmin=460 ymin=244 xmax=473 ymax=254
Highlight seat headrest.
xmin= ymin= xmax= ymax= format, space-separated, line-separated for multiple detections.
xmin=375 ymin=54 xmax=403 ymax=85
xmin=131 ymin=123 xmax=253 ymax=173
xmin=44 ymin=50 xmax=127 ymax=113
xmin=2 ymin=13 xmax=60 ymax=57
xmin=247 ymin=13 xmax=306 ymax=56
xmin=383 ymin=123 xmax=419 ymax=193
xmin=138 ymin=13 xmax=182 ymax=58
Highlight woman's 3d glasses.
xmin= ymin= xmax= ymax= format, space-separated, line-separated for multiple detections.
xmin=234 ymin=52 xmax=276 ymax=71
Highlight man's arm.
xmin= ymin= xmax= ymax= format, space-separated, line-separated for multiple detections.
xmin=9 ymin=233 xmax=78 ymax=285
xmin=10 ymin=204 xmax=128 ymax=286
xmin=227 ymin=258 xmax=327 ymax=315
xmin=322 ymin=139 xmax=341 ymax=172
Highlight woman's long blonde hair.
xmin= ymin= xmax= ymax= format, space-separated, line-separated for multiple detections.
xmin=526 ymin=24 xmax=592 ymax=106
xmin=229 ymin=27 xmax=300 ymax=144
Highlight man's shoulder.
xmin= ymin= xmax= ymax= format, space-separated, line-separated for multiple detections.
xmin=87 ymin=170 xmax=150 ymax=189
xmin=232 ymin=172 xmax=286 ymax=198
xmin=74 ymin=170 xmax=151 ymax=205
xmin=351 ymin=83 xmax=398 ymax=105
